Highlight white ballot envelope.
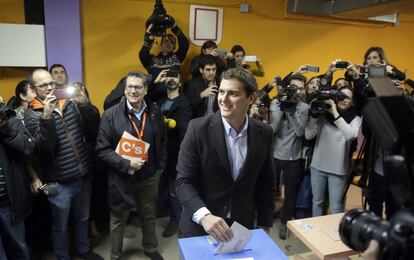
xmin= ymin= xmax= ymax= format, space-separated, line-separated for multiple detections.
xmin=215 ymin=221 xmax=253 ymax=254
xmin=115 ymin=131 xmax=150 ymax=175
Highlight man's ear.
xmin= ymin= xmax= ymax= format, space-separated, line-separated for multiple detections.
xmin=249 ymin=92 xmax=257 ymax=105
xmin=199 ymin=67 xmax=203 ymax=74
xmin=19 ymin=93 xmax=27 ymax=102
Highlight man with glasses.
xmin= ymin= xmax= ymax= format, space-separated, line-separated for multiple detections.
xmin=24 ymin=69 xmax=102 ymax=260
xmin=96 ymin=71 xmax=167 ymax=260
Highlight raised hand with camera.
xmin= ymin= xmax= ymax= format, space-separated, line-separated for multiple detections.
xmin=165 ymin=14 xmax=176 ymax=28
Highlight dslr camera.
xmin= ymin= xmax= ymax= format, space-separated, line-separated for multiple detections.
xmin=145 ymin=0 xmax=173 ymax=36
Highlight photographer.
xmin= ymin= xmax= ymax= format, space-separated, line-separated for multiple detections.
xmin=305 ymin=86 xmax=361 ymax=216
xmin=249 ymin=79 xmax=278 ymax=123
xmin=154 ymin=69 xmax=192 ymax=237
xmin=139 ymin=16 xmax=189 ymax=102
xmin=190 ymin=40 xmax=229 ymax=79
xmin=269 ymin=74 xmax=309 ymax=239
xmin=0 ymin=96 xmax=35 ymax=259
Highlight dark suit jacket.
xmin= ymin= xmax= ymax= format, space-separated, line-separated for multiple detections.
xmin=176 ymin=112 xmax=276 ymax=237
xmin=183 ymin=76 xmax=219 ymax=119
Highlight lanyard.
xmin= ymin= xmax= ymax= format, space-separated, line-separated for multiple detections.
xmin=128 ymin=112 xmax=147 ymax=140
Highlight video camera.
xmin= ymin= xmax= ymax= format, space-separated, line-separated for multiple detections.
xmin=310 ymin=89 xmax=348 ymax=115
xmin=279 ymin=84 xmax=299 ymax=113
xmin=145 ymin=0 xmax=173 ymax=36
xmin=338 ymin=67 xmax=414 ymax=260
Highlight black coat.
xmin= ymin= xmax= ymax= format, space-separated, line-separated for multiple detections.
xmin=161 ymin=95 xmax=192 ymax=181
xmin=184 ymin=76 xmax=219 ymax=119
xmin=0 ymin=117 xmax=35 ymax=223
xmin=175 ymin=112 xmax=276 ymax=237
xmin=24 ymin=99 xmax=100 ymax=182
xmin=96 ymin=98 xmax=167 ymax=211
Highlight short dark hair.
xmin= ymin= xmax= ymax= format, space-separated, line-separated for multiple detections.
xmin=288 ymin=74 xmax=307 ymax=86
xmin=201 ymin=40 xmax=217 ymax=50
xmin=49 ymin=64 xmax=67 ymax=74
xmin=199 ymin=55 xmax=217 ymax=70
xmin=363 ymin=46 xmax=387 ymax=65
xmin=124 ymin=71 xmax=151 ymax=86
xmin=230 ymin=45 xmax=245 ymax=55
xmin=221 ymin=68 xmax=257 ymax=96
xmin=7 ymin=80 xmax=31 ymax=109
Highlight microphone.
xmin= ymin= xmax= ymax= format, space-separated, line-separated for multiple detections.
xmin=38 ymin=183 xmax=59 ymax=196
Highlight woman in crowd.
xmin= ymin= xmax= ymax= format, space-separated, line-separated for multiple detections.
xmin=305 ymin=86 xmax=361 ymax=216
xmin=228 ymin=44 xmax=265 ymax=77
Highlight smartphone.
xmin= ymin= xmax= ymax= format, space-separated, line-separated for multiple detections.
xmin=53 ymin=87 xmax=75 ymax=100
xmin=335 ymin=61 xmax=350 ymax=69
xmin=165 ymin=70 xmax=179 ymax=78
xmin=244 ymin=55 xmax=257 ymax=62
xmin=215 ymin=49 xmax=228 ymax=57
xmin=306 ymin=65 xmax=320 ymax=73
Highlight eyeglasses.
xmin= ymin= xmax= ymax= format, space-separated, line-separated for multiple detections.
xmin=35 ymin=81 xmax=56 ymax=89
xmin=126 ymin=85 xmax=146 ymax=91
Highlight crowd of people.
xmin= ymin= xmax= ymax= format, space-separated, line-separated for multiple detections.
xmin=1 ymin=14 xmax=413 ymax=260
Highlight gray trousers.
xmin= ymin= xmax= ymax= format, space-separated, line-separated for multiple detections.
xmin=110 ymin=172 xmax=160 ymax=260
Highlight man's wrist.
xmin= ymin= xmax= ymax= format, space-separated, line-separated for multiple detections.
xmin=200 ymin=213 xmax=212 ymax=225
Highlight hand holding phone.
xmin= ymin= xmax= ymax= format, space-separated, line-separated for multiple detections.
xmin=306 ymin=65 xmax=320 ymax=73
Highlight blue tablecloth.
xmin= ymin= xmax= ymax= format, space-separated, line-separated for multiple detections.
xmin=178 ymin=229 xmax=288 ymax=260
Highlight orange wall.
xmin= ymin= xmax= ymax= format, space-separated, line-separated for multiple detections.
xmin=1 ymin=0 xmax=414 ymax=111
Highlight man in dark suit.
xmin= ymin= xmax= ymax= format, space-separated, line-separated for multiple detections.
xmin=176 ymin=68 xmax=276 ymax=242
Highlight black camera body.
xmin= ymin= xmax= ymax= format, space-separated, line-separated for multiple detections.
xmin=279 ymin=84 xmax=299 ymax=113
xmin=310 ymin=89 xmax=348 ymax=115
xmin=145 ymin=0 xmax=171 ymax=36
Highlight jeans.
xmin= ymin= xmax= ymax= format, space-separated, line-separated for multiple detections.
xmin=48 ymin=176 xmax=92 ymax=260
xmin=274 ymin=159 xmax=303 ymax=225
xmin=310 ymin=167 xmax=346 ymax=216
xmin=0 ymin=206 xmax=29 ymax=260
xmin=110 ymin=172 xmax=160 ymax=260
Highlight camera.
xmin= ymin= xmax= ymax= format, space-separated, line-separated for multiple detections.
xmin=306 ymin=65 xmax=320 ymax=73
xmin=215 ymin=49 xmax=228 ymax=57
xmin=340 ymin=208 xmax=414 ymax=260
xmin=38 ymin=183 xmax=58 ymax=196
xmin=359 ymin=64 xmax=387 ymax=77
xmin=165 ymin=70 xmax=179 ymax=78
xmin=310 ymin=89 xmax=348 ymax=115
xmin=335 ymin=61 xmax=350 ymax=69
xmin=0 ymin=102 xmax=15 ymax=121
xmin=145 ymin=0 xmax=172 ymax=36
xmin=279 ymin=84 xmax=299 ymax=113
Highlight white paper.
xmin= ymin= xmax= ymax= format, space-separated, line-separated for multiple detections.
xmin=215 ymin=222 xmax=252 ymax=254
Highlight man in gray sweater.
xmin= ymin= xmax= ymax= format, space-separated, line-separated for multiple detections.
xmin=269 ymin=74 xmax=309 ymax=239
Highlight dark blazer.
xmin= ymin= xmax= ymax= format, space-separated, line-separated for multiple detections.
xmin=183 ymin=76 xmax=219 ymax=119
xmin=175 ymin=112 xmax=276 ymax=237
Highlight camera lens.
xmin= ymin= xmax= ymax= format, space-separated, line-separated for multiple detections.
xmin=339 ymin=208 xmax=389 ymax=252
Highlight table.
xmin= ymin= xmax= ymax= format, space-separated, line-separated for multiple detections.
xmin=178 ymin=228 xmax=288 ymax=260
xmin=287 ymin=213 xmax=357 ymax=259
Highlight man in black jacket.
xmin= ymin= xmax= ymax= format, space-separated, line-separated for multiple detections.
xmin=24 ymin=69 xmax=102 ymax=260
xmin=0 ymin=100 xmax=35 ymax=260
xmin=96 ymin=71 xmax=167 ymax=260
xmin=176 ymin=68 xmax=276 ymax=241
xmin=139 ymin=18 xmax=189 ymax=102
xmin=153 ymin=69 xmax=192 ymax=237
xmin=184 ymin=55 xmax=219 ymax=118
